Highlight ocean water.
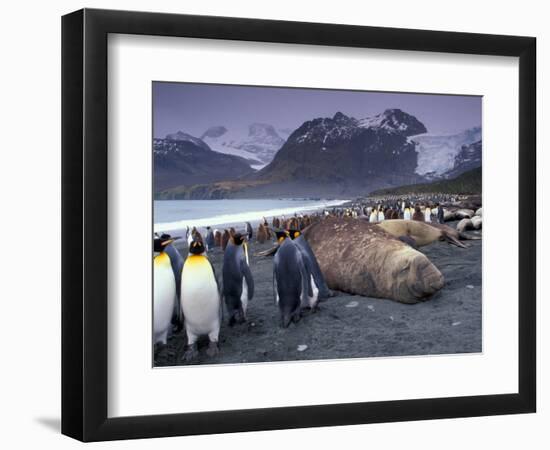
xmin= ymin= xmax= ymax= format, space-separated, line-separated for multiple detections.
xmin=154 ymin=199 xmax=348 ymax=233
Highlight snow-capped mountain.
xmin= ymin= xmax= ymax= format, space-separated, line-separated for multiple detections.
xmin=201 ymin=123 xmax=286 ymax=169
xmin=288 ymin=109 xmax=427 ymax=147
xmin=357 ymin=108 xmax=427 ymax=136
xmin=155 ymin=110 xmax=482 ymax=199
xmin=255 ymin=110 xmax=426 ymax=194
xmin=164 ymin=130 xmax=210 ymax=151
xmin=153 ymin=133 xmax=253 ymax=192
xmin=411 ymin=127 xmax=482 ymax=178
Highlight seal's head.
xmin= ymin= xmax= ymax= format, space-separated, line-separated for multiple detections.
xmin=392 ymin=247 xmax=444 ymax=302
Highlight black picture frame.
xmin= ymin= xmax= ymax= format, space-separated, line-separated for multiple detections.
xmin=61 ymin=8 xmax=536 ymax=442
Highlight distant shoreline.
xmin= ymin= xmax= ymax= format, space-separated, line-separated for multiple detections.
xmin=154 ymin=198 xmax=350 ymax=235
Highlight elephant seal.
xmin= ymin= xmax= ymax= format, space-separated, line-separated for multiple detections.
xmin=428 ymin=222 xmax=481 ymax=242
xmin=471 ymin=215 xmax=482 ymax=229
xmin=443 ymin=209 xmax=456 ymax=221
xmin=377 ymin=220 xmax=467 ymax=248
xmin=455 ymin=209 xmax=475 ymax=219
xmin=302 ymin=218 xmax=444 ymax=304
xmin=457 ymin=218 xmax=474 ymax=233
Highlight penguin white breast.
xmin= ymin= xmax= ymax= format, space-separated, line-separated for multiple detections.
xmin=153 ymin=253 xmax=176 ymax=344
xmin=181 ymin=256 xmax=220 ymax=335
xmin=307 ymin=275 xmax=319 ymax=308
xmin=241 ymin=278 xmax=249 ymax=314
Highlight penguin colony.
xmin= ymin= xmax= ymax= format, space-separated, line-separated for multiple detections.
xmin=153 ymin=214 xmax=333 ymax=361
xmin=154 ymin=193 xmax=481 ymax=362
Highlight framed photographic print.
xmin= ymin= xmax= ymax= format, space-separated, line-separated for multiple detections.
xmin=61 ymin=8 xmax=536 ymax=442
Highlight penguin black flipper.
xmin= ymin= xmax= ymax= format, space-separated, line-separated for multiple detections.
xmin=272 ymin=268 xmax=278 ymax=304
xmin=241 ymin=260 xmax=254 ymax=301
xmin=164 ymin=243 xmax=184 ymax=329
xmin=207 ymin=258 xmax=221 ymax=292
xmin=298 ymin=253 xmax=313 ymax=307
xmin=208 ymin=258 xmax=224 ymax=322
xmin=295 ymin=236 xmax=332 ymax=299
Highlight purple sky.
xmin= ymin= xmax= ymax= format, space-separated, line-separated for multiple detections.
xmin=153 ymin=82 xmax=481 ymax=139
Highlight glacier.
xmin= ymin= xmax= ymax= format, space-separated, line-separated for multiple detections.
xmin=411 ymin=127 xmax=482 ymax=177
xmin=201 ymin=123 xmax=287 ymax=169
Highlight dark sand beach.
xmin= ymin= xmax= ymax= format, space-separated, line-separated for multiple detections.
xmin=154 ymin=221 xmax=482 ymax=367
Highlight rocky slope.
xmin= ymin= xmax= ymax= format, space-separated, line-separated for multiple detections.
xmin=156 ymin=110 xmax=482 ymax=199
xmin=370 ymin=167 xmax=482 ymax=196
xmin=153 ymin=133 xmax=253 ymax=193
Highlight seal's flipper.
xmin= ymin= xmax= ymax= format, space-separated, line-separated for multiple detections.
xmin=398 ymin=235 xmax=418 ymax=249
xmin=444 ymin=233 xmax=468 ymax=248
xmin=255 ymin=246 xmax=278 ymax=257
xmin=459 ymin=232 xmax=482 ymax=241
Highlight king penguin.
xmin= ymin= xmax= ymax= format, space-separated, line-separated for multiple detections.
xmin=244 ymin=222 xmax=253 ymax=240
xmin=180 ymin=237 xmax=222 ymax=360
xmin=288 ymin=229 xmax=331 ymax=301
xmin=273 ymin=231 xmax=314 ymax=328
xmin=205 ymin=227 xmax=215 ymax=250
xmin=222 ymin=233 xmax=255 ymax=326
xmin=158 ymin=233 xmax=184 ymax=332
xmin=153 ymin=235 xmax=181 ymax=346
xmin=424 ymin=205 xmax=432 ymax=222
xmin=369 ymin=208 xmax=377 ymax=223
xmin=404 ymin=205 xmax=411 ymax=220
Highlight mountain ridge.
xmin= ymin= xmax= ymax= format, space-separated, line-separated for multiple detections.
xmin=155 ymin=109 xmax=481 ymax=199
xmin=153 ymin=135 xmax=253 ymax=192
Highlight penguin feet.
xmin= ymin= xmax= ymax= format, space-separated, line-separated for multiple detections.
xmin=182 ymin=343 xmax=199 ymax=362
xmin=206 ymin=341 xmax=219 ymax=357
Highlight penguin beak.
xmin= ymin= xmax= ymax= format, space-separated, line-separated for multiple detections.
xmin=161 ymin=239 xmax=174 ymax=246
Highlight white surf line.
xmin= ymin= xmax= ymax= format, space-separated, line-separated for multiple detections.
xmin=154 ymin=199 xmax=349 ymax=233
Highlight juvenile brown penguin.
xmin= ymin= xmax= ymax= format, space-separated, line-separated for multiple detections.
xmin=257 ymin=223 xmax=268 ymax=244
xmin=214 ymin=230 xmax=222 ymax=247
xmin=221 ymin=229 xmax=230 ymax=251
xmin=412 ymin=205 xmax=424 ymax=221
